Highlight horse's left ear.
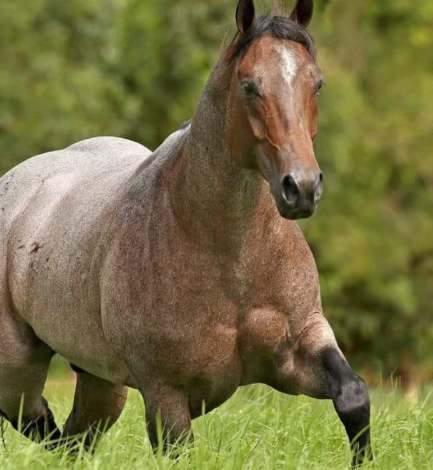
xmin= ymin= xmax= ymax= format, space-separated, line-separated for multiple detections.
xmin=289 ymin=0 xmax=314 ymax=28
xmin=236 ymin=0 xmax=256 ymax=34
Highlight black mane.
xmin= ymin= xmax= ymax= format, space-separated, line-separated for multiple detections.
xmin=228 ymin=15 xmax=315 ymax=61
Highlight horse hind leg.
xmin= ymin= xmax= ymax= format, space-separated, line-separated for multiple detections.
xmin=62 ymin=369 xmax=128 ymax=451
xmin=0 ymin=319 xmax=61 ymax=447
xmin=9 ymin=396 xmax=60 ymax=448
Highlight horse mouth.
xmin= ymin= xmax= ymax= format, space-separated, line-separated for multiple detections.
xmin=275 ymin=196 xmax=317 ymax=220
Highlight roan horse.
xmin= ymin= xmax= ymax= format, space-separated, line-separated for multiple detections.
xmin=0 ymin=0 xmax=372 ymax=466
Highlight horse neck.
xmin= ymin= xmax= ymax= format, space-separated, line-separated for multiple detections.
xmin=168 ymin=59 xmax=277 ymax=252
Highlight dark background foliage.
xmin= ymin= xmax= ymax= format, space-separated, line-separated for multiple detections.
xmin=1 ymin=0 xmax=432 ymax=384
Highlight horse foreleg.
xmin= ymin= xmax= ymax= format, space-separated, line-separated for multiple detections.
xmin=291 ymin=321 xmax=373 ymax=467
xmin=62 ymin=370 xmax=128 ymax=451
xmin=141 ymin=383 xmax=192 ymax=453
xmin=321 ymin=348 xmax=373 ymax=467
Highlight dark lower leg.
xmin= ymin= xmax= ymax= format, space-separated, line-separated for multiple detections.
xmin=143 ymin=385 xmax=192 ymax=452
xmin=9 ymin=397 xmax=61 ymax=448
xmin=62 ymin=372 xmax=128 ymax=451
xmin=322 ymin=348 xmax=373 ymax=467
xmin=0 ymin=409 xmax=8 ymax=448
xmin=0 ymin=326 xmax=58 ymax=448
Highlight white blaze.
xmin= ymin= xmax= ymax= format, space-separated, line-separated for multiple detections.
xmin=277 ymin=46 xmax=298 ymax=86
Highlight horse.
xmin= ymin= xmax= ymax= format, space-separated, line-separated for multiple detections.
xmin=0 ymin=0 xmax=372 ymax=466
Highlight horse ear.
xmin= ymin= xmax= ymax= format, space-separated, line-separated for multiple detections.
xmin=289 ymin=0 xmax=314 ymax=28
xmin=236 ymin=0 xmax=256 ymax=34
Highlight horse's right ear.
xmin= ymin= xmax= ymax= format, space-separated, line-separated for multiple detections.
xmin=236 ymin=0 xmax=256 ymax=34
xmin=289 ymin=0 xmax=314 ymax=28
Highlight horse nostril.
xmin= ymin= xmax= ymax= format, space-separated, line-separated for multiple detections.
xmin=314 ymin=172 xmax=324 ymax=203
xmin=317 ymin=172 xmax=324 ymax=192
xmin=281 ymin=174 xmax=300 ymax=206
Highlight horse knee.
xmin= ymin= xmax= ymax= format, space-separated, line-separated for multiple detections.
xmin=334 ymin=375 xmax=369 ymax=418
xmin=322 ymin=348 xmax=372 ymax=466
xmin=333 ymin=376 xmax=370 ymax=443
xmin=322 ymin=348 xmax=370 ymax=418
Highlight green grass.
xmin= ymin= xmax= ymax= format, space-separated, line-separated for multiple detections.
xmin=1 ymin=381 xmax=433 ymax=469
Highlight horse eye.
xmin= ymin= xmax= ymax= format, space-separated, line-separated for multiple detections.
xmin=241 ymin=80 xmax=261 ymax=98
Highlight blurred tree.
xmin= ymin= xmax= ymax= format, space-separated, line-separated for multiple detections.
xmin=304 ymin=0 xmax=433 ymax=380
xmin=114 ymin=0 xmax=234 ymax=146
xmin=0 ymin=0 xmax=130 ymax=174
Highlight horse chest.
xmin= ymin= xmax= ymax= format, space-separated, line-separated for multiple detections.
xmin=182 ymin=322 xmax=243 ymax=414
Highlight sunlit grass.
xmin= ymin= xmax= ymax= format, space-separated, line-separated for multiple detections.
xmin=1 ymin=380 xmax=433 ymax=469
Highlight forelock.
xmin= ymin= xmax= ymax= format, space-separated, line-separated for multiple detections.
xmin=227 ymin=15 xmax=316 ymax=62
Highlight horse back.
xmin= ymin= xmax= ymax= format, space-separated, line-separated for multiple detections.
xmin=0 ymin=137 xmax=151 ymax=231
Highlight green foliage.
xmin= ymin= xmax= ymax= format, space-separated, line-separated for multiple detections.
xmin=0 ymin=0 xmax=432 ymax=376
xmin=0 ymin=0 xmax=130 ymax=173
xmin=303 ymin=0 xmax=433 ymax=373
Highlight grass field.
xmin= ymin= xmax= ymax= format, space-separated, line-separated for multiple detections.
xmin=1 ymin=379 xmax=433 ymax=470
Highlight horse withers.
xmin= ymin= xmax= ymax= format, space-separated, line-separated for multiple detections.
xmin=0 ymin=0 xmax=372 ymax=466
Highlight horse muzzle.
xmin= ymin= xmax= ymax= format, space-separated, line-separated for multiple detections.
xmin=274 ymin=171 xmax=323 ymax=220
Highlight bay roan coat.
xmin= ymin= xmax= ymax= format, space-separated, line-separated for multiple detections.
xmin=0 ymin=0 xmax=371 ymax=466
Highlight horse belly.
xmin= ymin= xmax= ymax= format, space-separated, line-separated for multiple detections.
xmin=37 ymin=315 xmax=130 ymax=385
